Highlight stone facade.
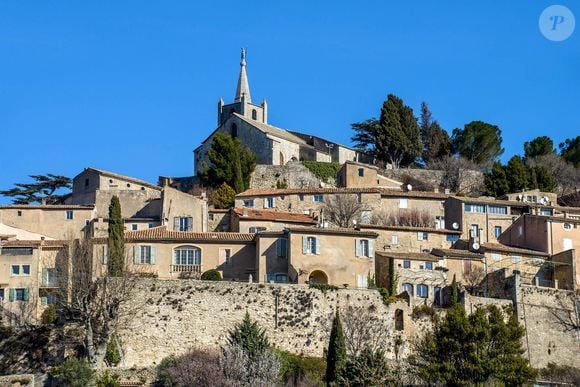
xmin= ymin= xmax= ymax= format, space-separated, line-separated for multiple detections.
xmin=383 ymin=168 xmax=484 ymax=195
xmin=361 ymin=225 xmax=459 ymax=253
xmin=249 ymin=162 xmax=322 ymax=190
xmin=338 ymin=161 xmax=402 ymax=189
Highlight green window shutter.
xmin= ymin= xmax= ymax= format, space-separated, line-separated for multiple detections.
xmin=9 ymin=288 xmax=15 ymax=302
xmin=369 ymin=240 xmax=375 ymax=258
xmin=102 ymin=245 xmax=108 ymax=265
xmin=302 ymin=236 xmax=307 ymax=254
xmin=40 ymin=296 xmax=48 ymax=305
xmin=133 ymin=246 xmax=140 ymax=264
xmin=150 ymin=246 xmax=157 ymax=264
xmin=23 ymin=288 xmax=30 ymax=301
xmin=42 ymin=268 xmax=48 ymax=287
xmin=315 ymin=237 xmax=321 ymax=255
xmin=355 ymin=239 xmax=361 ymax=257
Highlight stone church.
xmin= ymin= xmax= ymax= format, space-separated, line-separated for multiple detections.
xmin=193 ymin=49 xmax=360 ymax=175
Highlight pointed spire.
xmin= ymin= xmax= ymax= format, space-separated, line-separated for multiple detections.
xmin=235 ymin=48 xmax=251 ymax=103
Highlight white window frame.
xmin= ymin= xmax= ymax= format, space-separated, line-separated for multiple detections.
xmin=417 ymin=232 xmax=428 ymax=241
xmin=306 ymin=236 xmax=317 ymax=255
xmin=140 ymin=246 xmax=152 ymax=264
xmin=399 ymin=198 xmax=408 ymax=209
xmin=264 ymin=197 xmax=276 ymax=208
xmin=313 ymin=194 xmax=324 ymax=203
xmin=391 ymin=235 xmax=399 ymax=245
xmin=493 ymin=226 xmax=502 ymax=238
xmin=220 ymin=248 xmax=232 ymax=264
xmin=244 ymin=200 xmax=254 ymax=208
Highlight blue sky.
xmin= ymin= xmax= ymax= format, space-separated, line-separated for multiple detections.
xmin=0 ymin=1 xmax=578 ymax=203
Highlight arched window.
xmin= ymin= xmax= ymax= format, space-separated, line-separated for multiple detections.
xmin=417 ymin=284 xmax=428 ymax=298
xmin=252 ymin=109 xmax=257 ymax=120
xmin=174 ymin=245 xmax=201 ymax=266
xmin=395 ymin=309 xmax=404 ymax=331
xmin=402 ymin=283 xmax=413 ymax=296
xmin=230 ymin=123 xmax=238 ymax=138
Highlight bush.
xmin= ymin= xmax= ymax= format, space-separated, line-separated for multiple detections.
xmin=155 ymin=354 xmax=177 ymax=387
xmin=156 ymin=350 xmax=232 ymax=387
xmin=344 ymin=348 xmax=393 ymax=386
xmin=96 ymin=370 xmax=120 ymax=387
xmin=105 ymin=337 xmax=122 ymax=366
xmin=309 ymin=283 xmax=339 ymax=293
xmin=0 ymin=324 xmax=14 ymax=341
xmin=302 ymin=161 xmax=342 ymax=183
xmin=201 ymin=269 xmax=222 ymax=281
xmin=50 ymin=358 xmax=95 ymax=387
xmin=411 ymin=304 xmax=436 ymax=320
xmin=209 ymin=182 xmax=236 ymax=209
xmin=41 ymin=304 xmax=57 ymax=325
xmin=539 ymin=363 xmax=580 ymax=385
xmin=277 ymin=349 xmax=325 ymax=386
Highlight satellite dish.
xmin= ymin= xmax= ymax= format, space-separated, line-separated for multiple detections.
xmin=542 ymin=196 xmax=550 ymax=205
xmin=517 ymin=194 xmax=523 ymax=201
xmin=352 ymin=219 xmax=358 ymax=225
xmin=472 ymin=242 xmax=480 ymax=250
xmin=407 ymin=184 xmax=412 ymax=191
xmin=452 ymin=222 xmax=459 ymax=230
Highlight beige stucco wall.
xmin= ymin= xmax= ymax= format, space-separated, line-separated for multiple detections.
xmin=366 ymin=227 xmax=453 ymax=253
xmin=161 ymin=187 xmax=207 ymax=232
xmin=256 ymin=234 xmax=289 ymax=283
xmin=379 ymin=196 xmax=445 ymax=221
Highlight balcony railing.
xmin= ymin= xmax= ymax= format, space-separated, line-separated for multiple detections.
xmin=170 ymin=265 xmax=201 ymax=274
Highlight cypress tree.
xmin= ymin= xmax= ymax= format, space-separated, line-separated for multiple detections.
xmin=451 ymin=274 xmax=459 ymax=306
xmin=388 ymin=256 xmax=397 ymax=297
xmin=233 ymin=155 xmax=245 ymax=194
xmin=107 ymin=196 xmax=125 ymax=277
xmin=227 ymin=311 xmax=270 ymax=360
xmin=326 ymin=310 xmax=347 ymax=386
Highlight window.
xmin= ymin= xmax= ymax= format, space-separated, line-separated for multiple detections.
xmin=137 ymin=246 xmax=153 ymax=264
xmin=174 ymin=246 xmax=201 ymax=265
xmin=266 ymin=274 xmax=289 ymax=283
xmin=22 ymin=265 xmax=30 ymax=275
xmin=539 ymin=208 xmax=553 ymax=216
xmin=358 ymin=168 xmax=364 ymax=177
xmin=399 ymin=198 xmax=408 ymax=209
xmin=417 ymin=284 xmax=428 ymax=298
xmin=148 ymin=223 xmax=154 ymax=228
xmin=425 ymin=262 xmax=433 ymax=270
xmin=446 ymin=234 xmax=459 ymax=242
xmin=391 ymin=235 xmax=399 ymax=245
xmin=395 ymin=309 xmax=404 ymax=330
xmin=434 ymin=287 xmax=441 ymax=306
xmin=463 ymin=259 xmax=472 ymax=274
xmin=42 ymin=268 xmax=57 ymax=287
xmin=563 ymin=223 xmax=572 ymax=230
xmin=131 ymin=224 xmax=138 ymax=231
xmin=403 ymin=260 xmax=411 ymax=269
xmin=304 ymin=236 xmax=319 ymax=255
xmin=0 ymin=289 xmax=4 ymax=301
xmin=356 ymin=274 xmax=368 ymax=289
xmin=361 ymin=211 xmax=371 ymax=223
xmin=244 ymin=200 xmax=254 ymax=208
xmin=402 ymin=283 xmax=414 ymax=295
xmin=66 ymin=210 xmax=73 ymax=220
xmin=249 ymin=226 xmax=266 ymax=233
xmin=494 ymin=226 xmax=502 ymax=238
xmin=84 ymin=178 xmax=89 ymax=187
xmin=492 ymin=253 xmax=501 ymax=261
xmin=276 ymin=238 xmax=287 ymax=258
xmin=357 ymin=239 xmax=371 ymax=257
xmin=299 ymin=194 xmax=304 ymax=202
xmin=17 ymin=210 xmax=22 ymax=217
xmin=174 ymin=217 xmax=193 ymax=232
xmin=465 ymin=204 xmax=485 ymax=213
xmin=313 ymin=195 xmax=324 ymax=202
xmin=264 ymin=197 xmax=276 ymax=208
xmin=220 ymin=248 xmax=232 ymax=264
xmin=208 ymin=214 xmax=215 ymax=221
xmin=417 ymin=232 xmax=428 ymax=241
xmin=252 ymin=109 xmax=257 ymax=120
xmin=14 ymin=288 xmax=28 ymax=302
xmin=488 ymin=206 xmax=507 ymax=215
xmin=470 ymin=224 xmax=480 ymax=238
xmin=11 ymin=265 xmax=20 ymax=275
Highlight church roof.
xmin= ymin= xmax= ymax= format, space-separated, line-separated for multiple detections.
xmin=235 ymin=48 xmax=251 ymax=103
xmin=233 ymin=113 xmax=315 ymax=148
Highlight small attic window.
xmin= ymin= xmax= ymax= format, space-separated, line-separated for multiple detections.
xmin=109 ymin=179 xmax=114 ymax=184
xmin=252 ymin=109 xmax=257 ymax=120
xmin=127 ymin=183 xmax=131 ymax=188
xmin=141 ymin=186 xmax=145 ymax=191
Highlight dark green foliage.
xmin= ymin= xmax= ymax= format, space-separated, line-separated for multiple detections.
xmin=227 ymin=312 xmax=270 ymax=360
xmin=325 ymin=310 xmax=347 ymax=386
xmin=344 ymin=348 xmax=392 ymax=386
xmin=452 ymin=120 xmax=504 ymax=166
xmin=387 ymin=256 xmax=397 ymax=297
xmin=41 ymin=304 xmax=57 ymax=325
xmin=209 ymin=182 xmax=236 ymax=209
xmin=303 ymin=161 xmax=342 ymax=183
xmin=201 ymin=269 xmax=222 ymax=281
xmin=524 ymin=136 xmax=554 ymax=160
xmin=0 ymin=174 xmax=71 ymax=204
xmin=155 ymin=354 xmax=177 ymax=387
xmin=419 ymin=102 xmax=452 ymax=164
xmin=199 ymin=132 xmax=256 ymax=193
xmin=105 ymin=337 xmax=122 ymax=366
xmin=412 ymin=305 xmax=536 ymax=386
xmin=560 ymin=136 xmax=580 ymax=167
xmin=309 ymin=283 xmax=339 ymax=293
xmin=0 ymin=324 xmax=14 ymax=341
xmin=411 ymin=305 xmax=437 ymax=320
xmin=506 ymin=155 xmax=529 ymax=192
xmin=483 ymin=161 xmax=510 ymax=197
xmin=539 ymin=363 xmax=580 ymax=385
xmin=96 ymin=370 xmax=120 ymax=387
xmin=529 ymin=165 xmax=557 ymax=192
xmin=50 ymin=358 xmax=95 ymax=387
xmin=277 ymin=349 xmax=326 ymax=386
xmin=276 ymin=178 xmax=288 ymax=189
xmin=351 ymin=94 xmax=422 ymax=168
xmin=108 ymin=196 xmax=125 ymax=277
xmin=451 ymin=274 xmax=459 ymax=306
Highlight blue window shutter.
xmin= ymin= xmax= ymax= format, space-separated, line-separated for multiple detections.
xmin=42 ymin=268 xmax=48 ymax=287
xmin=173 ymin=217 xmax=180 ymax=231
xmin=281 ymin=239 xmax=287 ymax=257
xmin=9 ymin=288 xmax=15 ymax=302
xmin=302 ymin=237 xmax=307 ymax=254
xmin=151 ymin=246 xmax=157 ymax=264
xmin=23 ymin=288 xmax=30 ymax=301
xmin=369 ymin=240 xmax=374 ymax=257
xmin=315 ymin=238 xmax=321 ymax=255
xmin=355 ymin=239 xmax=361 ymax=257
xmin=276 ymin=239 xmax=282 ymax=257
xmin=41 ymin=296 xmax=48 ymax=305
xmin=133 ymin=246 xmax=140 ymax=264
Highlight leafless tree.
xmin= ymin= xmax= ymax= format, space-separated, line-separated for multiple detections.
xmin=428 ymin=156 xmax=482 ymax=195
xmin=323 ymin=194 xmax=364 ymax=228
xmin=220 ymin=344 xmax=281 ymax=387
xmin=463 ymin=266 xmax=485 ymax=294
xmin=372 ymin=209 xmax=432 ymax=228
xmin=341 ymin=306 xmax=389 ymax=358
xmin=529 ymin=153 xmax=580 ymax=195
xmin=165 ymin=349 xmax=235 ymax=387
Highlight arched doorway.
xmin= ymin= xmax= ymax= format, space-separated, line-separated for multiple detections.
xmin=309 ymin=270 xmax=328 ymax=284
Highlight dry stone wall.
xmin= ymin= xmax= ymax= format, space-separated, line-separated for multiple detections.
xmin=249 ymin=162 xmax=327 ymax=189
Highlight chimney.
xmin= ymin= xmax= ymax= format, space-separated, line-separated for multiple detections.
xmin=434 ymin=187 xmax=439 ymax=193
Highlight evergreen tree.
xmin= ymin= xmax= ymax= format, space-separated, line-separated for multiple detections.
xmin=387 ymin=256 xmax=397 ymax=297
xmin=419 ymin=102 xmax=452 ymax=164
xmin=483 ymin=161 xmax=510 ymax=197
xmin=530 ymin=165 xmax=557 ymax=192
xmin=559 ymin=136 xmax=580 ymax=167
xmin=451 ymin=274 xmax=459 ymax=306
xmin=107 ymin=196 xmax=125 ymax=277
xmin=209 ymin=182 xmax=236 ymax=209
xmin=0 ymin=174 xmax=71 ymax=204
xmin=227 ymin=312 xmax=270 ymax=360
xmin=344 ymin=348 xmax=392 ymax=386
xmin=233 ymin=156 xmax=245 ymax=194
xmin=325 ymin=310 xmax=347 ymax=386
xmin=524 ymin=136 xmax=554 ymax=160
xmin=452 ymin=121 xmax=504 ymax=166
xmin=506 ymin=155 xmax=529 ymax=193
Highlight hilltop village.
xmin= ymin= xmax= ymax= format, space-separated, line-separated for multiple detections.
xmin=1 ymin=51 xmax=579 ymax=385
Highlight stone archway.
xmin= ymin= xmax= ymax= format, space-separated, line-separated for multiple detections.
xmin=308 ymin=270 xmax=329 ymax=285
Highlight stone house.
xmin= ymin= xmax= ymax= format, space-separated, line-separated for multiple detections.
xmin=358 ymin=224 xmax=461 ymax=253
xmin=337 ymin=161 xmax=402 ymax=189
xmin=429 ymin=248 xmax=486 ymax=289
xmin=194 ymin=49 xmax=358 ymax=174
xmin=208 ymin=209 xmax=231 ymax=232
xmin=230 ymin=208 xmax=317 ymax=233
xmin=378 ymin=190 xmax=450 ymax=228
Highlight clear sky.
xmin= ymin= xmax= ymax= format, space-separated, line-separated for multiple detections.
xmin=0 ymin=1 xmax=578 ymax=203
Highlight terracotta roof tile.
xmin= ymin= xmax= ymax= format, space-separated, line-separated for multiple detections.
xmin=286 ymin=226 xmax=378 ymax=238
xmin=122 ymin=226 xmax=255 ymax=242
xmin=380 ymin=189 xmax=449 ymax=199
xmin=1 ymin=239 xmax=67 ymax=248
xmin=236 ymin=187 xmax=381 ymax=197
xmin=375 ymin=251 xmax=440 ymax=262
xmin=483 ymin=242 xmax=549 ymax=257
xmin=233 ymin=208 xmax=317 ymax=224
xmin=359 ymin=224 xmax=462 ymax=234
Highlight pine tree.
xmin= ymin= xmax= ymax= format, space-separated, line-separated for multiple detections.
xmin=506 ymin=155 xmax=529 ymax=193
xmin=227 ymin=312 xmax=270 ymax=360
xmin=524 ymin=136 xmax=554 ymax=160
xmin=452 ymin=121 xmax=504 ymax=166
xmin=107 ymin=196 xmax=124 ymax=277
xmin=209 ymin=182 xmax=236 ymax=209
xmin=325 ymin=310 xmax=347 ymax=386
xmin=483 ymin=161 xmax=510 ymax=197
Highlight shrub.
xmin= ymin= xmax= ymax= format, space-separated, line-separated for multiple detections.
xmin=209 ymin=182 xmax=236 ymax=209
xmin=201 ymin=269 xmax=222 ymax=281
xmin=539 ymin=363 xmax=580 ymax=385
xmin=411 ymin=305 xmax=436 ymax=320
xmin=105 ymin=337 xmax=122 ymax=366
xmin=50 ymin=358 xmax=95 ymax=387
xmin=96 ymin=370 xmax=120 ymax=387
xmin=227 ymin=312 xmax=269 ymax=360
xmin=277 ymin=349 xmax=325 ymax=386
xmin=0 ymin=324 xmax=14 ymax=341
xmin=303 ymin=161 xmax=342 ymax=183
xmin=41 ymin=304 xmax=57 ymax=325
xmin=309 ymin=283 xmax=339 ymax=293
xmin=220 ymin=344 xmax=280 ymax=386
xmin=344 ymin=348 xmax=393 ymax=386
xmin=157 ymin=349 xmax=232 ymax=387
xmin=155 ymin=354 xmax=177 ymax=387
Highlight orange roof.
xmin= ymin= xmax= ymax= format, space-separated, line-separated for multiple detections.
xmin=1 ymin=239 xmax=67 ymax=248
xmin=359 ymin=224 xmax=462 ymax=234
xmin=233 ymin=208 xmax=317 ymax=224
xmin=119 ymin=226 xmax=255 ymax=242
xmin=379 ymin=189 xmax=449 ymax=199
xmin=236 ymin=187 xmax=381 ymax=197
xmin=286 ymin=226 xmax=378 ymax=238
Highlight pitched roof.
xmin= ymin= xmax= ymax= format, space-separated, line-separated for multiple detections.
xmin=83 ymin=168 xmax=161 ymax=191
xmin=375 ymin=251 xmax=440 ymax=262
xmin=286 ymin=226 xmax=378 ymax=238
xmin=0 ymin=204 xmax=94 ymax=210
xmin=233 ymin=113 xmax=315 ymax=148
xmin=483 ymin=242 xmax=549 ymax=257
xmin=431 ymin=248 xmax=484 ymax=260
xmin=359 ymin=224 xmax=462 ymax=235
xmin=380 ymin=189 xmax=449 ymax=199
xmin=450 ymin=196 xmax=530 ymax=207
xmin=119 ymin=226 xmax=255 ymax=243
xmin=233 ymin=208 xmax=317 ymax=224
xmin=236 ymin=187 xmax=381 ymax=197
xmin=1 ymin=239 xmax=66 ymax=248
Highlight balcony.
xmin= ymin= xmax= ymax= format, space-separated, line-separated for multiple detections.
xmin=170 ymin=265 xmax=201 ymax=274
